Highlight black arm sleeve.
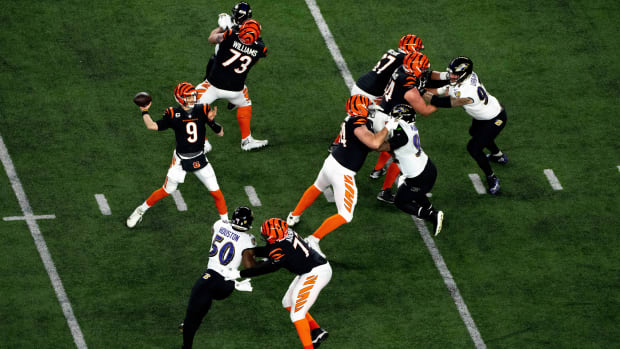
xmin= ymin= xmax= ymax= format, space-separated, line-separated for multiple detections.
xmin=388 ymin=128 xmax=408 ymax=150
xmin=206 ymin=119 xmax=222 ymax=134
xmin=430 ymin=95 xmax=452 ymax=108
xmin=240 ymin=260 xmax=282 ymax=278
xmin=253 ymin=246 xmax=269 ymax=258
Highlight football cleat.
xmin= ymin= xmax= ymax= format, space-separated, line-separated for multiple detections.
xmin=311 ymin=328 xmax=329 ymax=348
xmin=126 ymin=206 xmax=145 ymax=228
xmin=486 ymin=174 xmax=500 ymax=195
xmin=178 ymin=322 xmax=184 ymax=333
xmin=241 ymin=136 xmax=268 ymax=151
xmin=287 ymin=212 xmax=300 ymax=227
xmin=433 ymin=210 xmax=444 ymax=236
xmin=376 ymin=189 xmax=395 ymax=204
xmin=369 ymin=167 xmax=387 ymax=179
xmin=305 ymin=235 xmax=325 ymax=258
xmin=487 ymin=153 xmax=509 ymax=164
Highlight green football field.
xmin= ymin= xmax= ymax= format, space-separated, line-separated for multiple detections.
xmin=1 ymin=0 xmax=619 ymax=348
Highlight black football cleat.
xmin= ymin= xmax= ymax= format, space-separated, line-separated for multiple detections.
xmin=376 ymin=189 xmax=395 ymax=204
xmin=311 ymin=328 xmax=329 ymax=348
xmin=486 ymin=174 xmax=500 ymax=195
xmin=369 ymin=167 xmax=387 ymax=179
xmin=487 ymin=153 xmax=509 ymax=164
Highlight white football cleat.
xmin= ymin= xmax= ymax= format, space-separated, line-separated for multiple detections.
xmin=126 ymin=207 xmax=145 ymax=228
xmin=287 ymin=212 xmax=300 ymax=227
xmin=241 ymin=136 xmax=268 ymax=151
xmin=305 ymin=235 xmax=325 ymax=258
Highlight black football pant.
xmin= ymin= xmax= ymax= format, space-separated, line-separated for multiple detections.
xmin=467 ymin=109 xmax=507 ymax=177
xmin=182 ymin=270 xmax=235 ymax=349
xmin=394 ymin=160 xmax=438 ymax=221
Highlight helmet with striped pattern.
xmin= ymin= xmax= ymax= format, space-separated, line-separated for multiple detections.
xmin=261 ymin=218 xmax=289 ymax=244
xmin=174 ymin=82 xmax=197 ymax=108
xmin=238 ymin=19 xmax=261 ymax=44
xmin=345 ymin=94 xmax=372 ymax=117
xmin=399 ymin=34 xmax=424 ymax=53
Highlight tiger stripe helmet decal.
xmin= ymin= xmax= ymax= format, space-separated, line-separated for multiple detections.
xmin=261 ymin=218 xmax=289 ymax=244
xmin=399 ymin=34 xmax=424 ymax=53
xmin=346 ymin=94 xmax=372 ymax=117
xmin=403 ymin=52 xmax=430 ymax=78
xmin=238 ymin=19 xmax=261 ymax=44
xmin=174 ymin=82 xmax=197 ymax=107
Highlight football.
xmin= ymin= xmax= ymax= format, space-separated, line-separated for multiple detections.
xmin=133 ymin=92 xmax=152 ymax=107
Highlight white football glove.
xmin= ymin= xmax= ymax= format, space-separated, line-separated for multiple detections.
xmin=436 ymin=86 xmax=448 ymax=95
xmin=225 ymin=269 xmax=241 ymax=281
xmin=384 ymin=117 xmax=399 ymax=132
xmin=203 ymin=139 xmax=212 ymax=153
xmin=218 ymin=13 xmax=233 ymax=30
xmin=234 ymin=279 xmax=253 ymax=292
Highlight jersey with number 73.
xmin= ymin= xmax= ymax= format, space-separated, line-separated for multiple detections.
xmin=207 ymin=29 xmax=268 ymax=92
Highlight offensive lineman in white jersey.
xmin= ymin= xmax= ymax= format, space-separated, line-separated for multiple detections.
xmin=424 ymin=56 xmax=508 ymax=195
xmin=179 ymin=206 xmax=257 ymax=349
xmin=380 ymin=104 xmax=444 ymax=235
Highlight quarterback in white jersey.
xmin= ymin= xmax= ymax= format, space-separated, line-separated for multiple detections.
xmin=426 ymin=56 xmax=509 ymax=195
xmin=180 ymin=206 xmax=257 ymax=349
xmin=383 ymin=104 xmax=443 ymax=236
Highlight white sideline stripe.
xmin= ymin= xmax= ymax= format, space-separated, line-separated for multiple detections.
xmin=323 ymin=187 xmax=335 ymax=202
xmin=304 ymin=0 xmax=355 ymax=89
xmin=171 ymin=190 xmax=188 ymax=211
xmin=94 ymin=194 xmax=111 ymax=215
xmin=0 ymin=135 xmax=88 ymax=349
xmin=412 ymin=216 xmax=487 ymax=349
xmin=468 ymin=173 xmax=487 ymax=194
xmin=244 ymin=186 xmax=262 ymax=207
xmin=4 ymin=214 xmax=56 ymax=221
xmin=543 ymin=169 xmax=563 ymax=190
xmin=305 ymin=3 xmax=486 ymax=348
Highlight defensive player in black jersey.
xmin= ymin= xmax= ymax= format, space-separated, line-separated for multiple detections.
xmin=126 ymin=82 xmax=228 ymax=228
xmin=196 ymin=18 xmax=268 ymax=151
xmin=231 ymin=218 xmax=332 ymax=349
xmin=286 ymin=95 xmax=398 ymax=257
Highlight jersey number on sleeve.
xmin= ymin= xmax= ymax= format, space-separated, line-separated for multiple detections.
xmin=477 ymin=86 xmax=489 ymax=105
xmin=222 ymin=48 xmax=253 ymax=74
xmin=209 ymin=235 xmax=235 ymax=265
xmin=338 ymin=121 xmax=347 ymax=148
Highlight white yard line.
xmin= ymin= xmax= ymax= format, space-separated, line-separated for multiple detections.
xmin=0 ymin=135 xmax=87 ymax=349
xmin=171 ymin=190 xmax=188 ymax=211
xmin=304 ymin=0 xmax=355 ymax=89
xmin=468 ymin=173 xmax=487 ymax=194
xmin=543 ymin=169 xmax=563 ymax=190
xmin=94 ymin=194 xmax=111 ymax=215
xmin=4 ymin=214 xmax=56 ymax=221
xmin=323 ymin=187 xmax=335 ymax=202
xmin=305 ymin=2 xmax=486 ymax=347
xmin=412 ymin=217 xmax=487 ymax=349
xmin=244 ymin=186 xmax=262 ymax=207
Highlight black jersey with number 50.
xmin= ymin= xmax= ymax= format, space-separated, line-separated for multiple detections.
xmin=355 ymin=49 xmax=406 ymax=96
xmin=155 ymin=104 xmax=221 ymax=154
xmin=207 ymin=29 xmax=268 ymax=92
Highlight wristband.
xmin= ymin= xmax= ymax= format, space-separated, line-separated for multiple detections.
xmin=141 ymin=110 xmax=149 ymax=115
xmin=430 ymin=95 xmax=452 ymax=108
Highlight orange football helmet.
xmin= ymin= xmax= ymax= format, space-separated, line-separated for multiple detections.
xmin=238 ymin=19 xmax=261 ymax=44
xmin=261 ymin=218 xmax=289 ymax=244
xmin=399 ymin=34 xmax=424 ymax=53
xmin=174 ymin=82 xmax=197 ymax=107
xmin=403 ymin=52 xmax=430 ymax=78
xmin=345 ymin=94 xmax=372 ymax=117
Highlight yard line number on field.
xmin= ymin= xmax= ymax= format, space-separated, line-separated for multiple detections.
xmin=303 ymin=1 xmax=487 ymax=348
xmin=0 ymin=135 xmax=88 ymax=349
